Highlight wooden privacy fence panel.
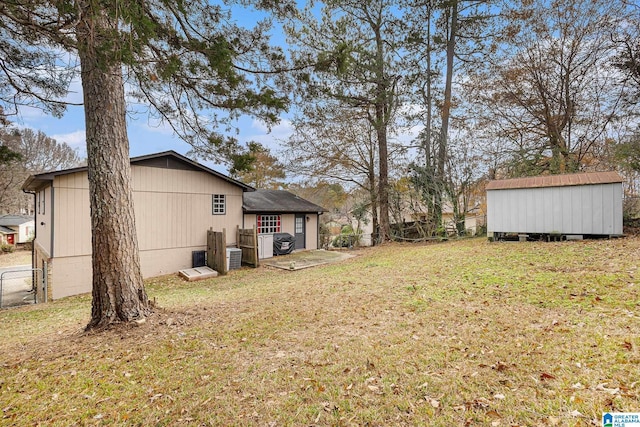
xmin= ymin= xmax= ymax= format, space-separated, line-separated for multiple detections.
xmin=207 ymin=228 xmax=227 ymax=275
xmin=237 ymin=226 xmax=259 ymax=267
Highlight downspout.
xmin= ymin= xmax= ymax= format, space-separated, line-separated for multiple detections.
xmin=23 ymin=189 xmax=37 ymax=296
xmin=318 ymin=211 xmax=323 ymax=250
xmin=50 ymin=186 xmax=54 ymax=258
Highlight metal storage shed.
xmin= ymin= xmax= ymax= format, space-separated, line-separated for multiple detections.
xmin=486 ymin=171 xmax=624 ymax=240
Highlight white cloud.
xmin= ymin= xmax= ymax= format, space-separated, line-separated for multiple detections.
xmin=247 ymin=118 xmax=294 ymax=151
xmin=134 ymin=117 xmax=176 ymax=136
xmin=51 ymin=130 xmax=86 ymax=149
xmin=250 ymin=118 xmax=294 ymax=137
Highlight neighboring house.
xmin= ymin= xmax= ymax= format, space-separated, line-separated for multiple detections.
xmin=441 ymin=204 xmax=486 ymax=236
xmin=22 ymin=151 xmax=324 ymax=300
xmin=324 ymin=219 xmax=345 ymax=236
xmin=0 ymin=226 xmax=18 ymax=246
xmin=242 ymin=190 xmax=326 ymax=259
xmin=486 ymin=171 xmax=624 ymax=239
xmin=0 ymin=214 xmax=35 ymax=245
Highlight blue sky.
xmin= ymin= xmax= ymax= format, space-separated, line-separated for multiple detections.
xmin=16 ymin=101 xmax=294 ymax=172
xmin=11 ymin=1 xmax=423 ymax=175
xmin=11 ymin=2 xmax=293 ymax=173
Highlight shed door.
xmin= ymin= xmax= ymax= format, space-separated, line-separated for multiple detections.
xmin=295 ymin=214 xmax=305 ymax=250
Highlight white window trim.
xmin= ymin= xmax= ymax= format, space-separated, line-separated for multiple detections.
xmin=212 ymin=194 xmax=226 ymax=215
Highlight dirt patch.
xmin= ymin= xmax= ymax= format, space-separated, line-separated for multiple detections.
xmin=0 ymin=249 xmax=31 ymax=268
xmin=261 ymin=249 xmax=356 ymax=270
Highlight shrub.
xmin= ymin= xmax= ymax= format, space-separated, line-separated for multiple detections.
xmin=1 ymin=243 xmax=15 ymax=253
xmin=332 ymin=224 xmax=360 ymax=248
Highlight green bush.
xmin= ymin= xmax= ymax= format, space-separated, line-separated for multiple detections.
xmin=332 ymin=224 xmax=361 ymax=248
xmin=1 ymin=243 xmax=15 ymax=253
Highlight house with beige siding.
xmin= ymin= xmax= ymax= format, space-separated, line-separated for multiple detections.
xmin=22 ymin=151 xmax=324 ymax=300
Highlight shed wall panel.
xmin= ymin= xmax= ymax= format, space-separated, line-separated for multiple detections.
xmin=487 ymin=182 xmax=622 ymax=235
xmin=592 ymin=186 xmax=603 ymax=232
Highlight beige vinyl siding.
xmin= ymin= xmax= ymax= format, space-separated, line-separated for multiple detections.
xmin=50 ymin=165 xmax=246 ymax=299
xmin=51 ymin=248 xmax=218 ymax=300
xmin=243 ymin=214 xmax=256 ymax=229
xmin=139 ymin=247 xmax=208 ymax=277
xmin=54 ymin=172 xmax=91 ymax=257
xmin=281 ymin=214 xmax=294 ymax=235
xmin=53 ymin=166 xmax=244 ymax=259
xmin=133 ymin=166 xmax=243 ymax=251
xmin=51 ymin=255 xmax=92 ymax=299
xmin=305 ymin=214 xmax=318 ymax=249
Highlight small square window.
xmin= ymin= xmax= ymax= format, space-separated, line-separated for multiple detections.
xmin=212 ymin=194 xmax=226 ymax=215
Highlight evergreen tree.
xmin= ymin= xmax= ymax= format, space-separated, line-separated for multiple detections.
xmin=0 ymin=0 xmax=289 ymax=329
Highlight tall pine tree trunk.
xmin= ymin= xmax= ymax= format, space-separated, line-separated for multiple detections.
xmin=373 ymin=17 xmax=391 ymax=243
xmin=77 ymin=6 xmax=150 ymax=330
xmin=376 ymin=105 xmax=391 ymax=242
xmin=436 ymin=0 xmax=458 ymax=232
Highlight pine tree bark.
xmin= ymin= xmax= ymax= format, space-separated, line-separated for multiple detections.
xmin=77 ymin=6 xmax=150 ymax=329
xmin=436 ymin=0 xmax=459 ymax=231
xmin=373 ymin=14 xmax=392 ymax=243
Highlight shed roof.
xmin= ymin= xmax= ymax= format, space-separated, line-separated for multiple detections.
xmin=22 ymin=150 xmax=254 ymax=192
xmin=243 ymin=190 xmax=327 ymax=214
xmin=0 ymin=214 xmax=33 ymax=226
xmin=486 ymin=171 xmax=623 ymax=191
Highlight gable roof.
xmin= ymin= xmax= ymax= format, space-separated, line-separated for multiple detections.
xmin=22 ymin=151 xmax=254 ymax=192
xmin=0 ymin=225 xmax=17 ymax=234
xmin=486 ymin=171 xmax=623 ymax=191
xmin=0 ymin=214 xmax=33 ymax=227
xmin=243 ymin=190 xmax=327 ymax=214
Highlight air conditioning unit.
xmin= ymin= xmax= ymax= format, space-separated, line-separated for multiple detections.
xmin=226 ymin=248 xmax=242 ymax=270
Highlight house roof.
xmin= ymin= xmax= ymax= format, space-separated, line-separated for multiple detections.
xmin=0 ymin=225 xmax=17 ymax=234
xmin=0 ymin=214 xmax=33 ymax=227
xmin=243 ymin=190 xmax=327 ymax=214
xmin=22 ymin=150 xmax=254 ymax=192
xmin=486 ymin=171 xmax=624 ymax=191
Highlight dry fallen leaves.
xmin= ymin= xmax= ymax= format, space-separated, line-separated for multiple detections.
xmin=540 ymin=372 xmax=556 ymax=381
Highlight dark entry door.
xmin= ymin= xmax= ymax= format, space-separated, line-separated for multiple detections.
xmin=294 ymin=214 xmax=306 ymax=250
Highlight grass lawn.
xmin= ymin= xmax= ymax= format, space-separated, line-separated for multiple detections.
xmin=0 ymin=238 xmax=638 ymax=426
